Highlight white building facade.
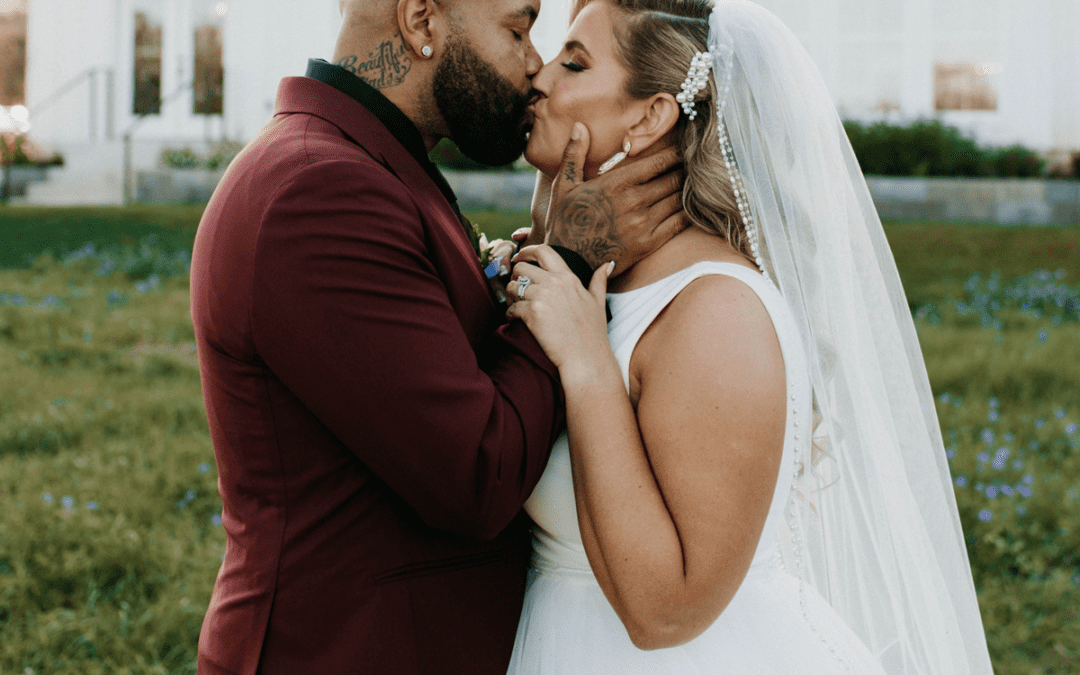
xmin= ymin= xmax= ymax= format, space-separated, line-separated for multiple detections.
xmin=756 ymin=0 xmax=1080 ymax=155
xmin=15 ymin=0 xmax=1080 ymax=204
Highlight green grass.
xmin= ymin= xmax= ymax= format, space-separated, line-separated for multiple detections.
xmin=0 ymin=206 xmax=1078 ymax=673
xmin=0 ymin=206 xmax=205 ymax=270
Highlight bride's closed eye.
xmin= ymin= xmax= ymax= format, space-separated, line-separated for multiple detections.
xmin=561 ymin=62 xmax=585 ymax=72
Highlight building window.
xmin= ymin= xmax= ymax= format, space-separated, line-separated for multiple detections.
xmin=133 ymin=9 xmax=163 ymax=115
xmin=934 ymin=62 xmax=999 ymax=111
xmin=193 ymin=2 xmax=226 ymax=115
xmin=931 ymin=0 xmax=1002 ymax=112
xmin=0 ymin=0 xmax=26 ymax=106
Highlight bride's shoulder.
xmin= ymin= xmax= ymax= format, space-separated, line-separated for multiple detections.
xmin=634 ymin=266 xmax=782 ymax=378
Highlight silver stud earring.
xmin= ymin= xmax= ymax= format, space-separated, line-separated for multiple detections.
xmin=597 ymin=140 xmax=631 ymax=175
xmin=421 ymin=45 xmax=433 ymax=58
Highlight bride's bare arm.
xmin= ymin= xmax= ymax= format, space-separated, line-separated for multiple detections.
xmin=509 ymin=254 xmax=786 ymax=650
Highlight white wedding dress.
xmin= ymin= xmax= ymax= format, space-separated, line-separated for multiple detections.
xmin=507 ymin=261 xmax=888 ymax=675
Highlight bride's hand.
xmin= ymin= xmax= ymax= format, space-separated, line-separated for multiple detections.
xmin=526 ymin=171 xmax=553 ymax=247
xmin=505 ymin=245 xmax=614 ymax=379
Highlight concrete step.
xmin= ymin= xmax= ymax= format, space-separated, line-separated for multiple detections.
xmin=16 ymin=142 xmax=124 ymax=206
xmin=19 ymin=175 xmax=124 ymax=206
xmin=52 ymin=141 xmax=125 ymax=169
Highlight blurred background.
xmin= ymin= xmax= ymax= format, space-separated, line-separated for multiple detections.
xmin=0 ymin=1 xmax=1078 ymax=673
xmin=4 ymin=0 xmax=1079 ymax=205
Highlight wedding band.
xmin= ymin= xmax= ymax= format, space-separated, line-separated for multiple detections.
xmin=516 ymin=276 xmax=532 ymax=300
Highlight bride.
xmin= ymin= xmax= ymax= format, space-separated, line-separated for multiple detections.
xmin=501 ymin=0 xmax=994 ymax=673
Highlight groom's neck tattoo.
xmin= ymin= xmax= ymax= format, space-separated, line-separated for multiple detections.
xmin=548 ymin=189 xmax=624 ymax=269
xmin=335 ymin=32 xmax=412 ymax=90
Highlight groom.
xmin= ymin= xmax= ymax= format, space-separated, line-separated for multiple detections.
xmin=191 ymin=0 xmax=683 ymax=673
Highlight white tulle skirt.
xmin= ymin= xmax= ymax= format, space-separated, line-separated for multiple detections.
xmin=507 ymin=561 xmax=886 ymax=675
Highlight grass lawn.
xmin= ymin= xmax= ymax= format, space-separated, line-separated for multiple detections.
xmin=0 ymin=205 xmax=1078 ymax=673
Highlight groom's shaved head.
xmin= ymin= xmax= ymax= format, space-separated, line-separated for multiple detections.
xmin=339 ymin=0 xmax=459 ymax=20
xmin=331 ymin=0 xmax=541 ymax=162
xmin=340 ymin=0 xmax=396 ymax=14
xmin=338 ymin=0 xmax=399 ymax=34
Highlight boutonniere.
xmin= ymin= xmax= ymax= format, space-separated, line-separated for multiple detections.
xmin=463 ymin=216 xmax=503 ymax=279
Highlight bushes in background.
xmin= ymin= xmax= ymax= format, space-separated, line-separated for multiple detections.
xmin=160 ymin=141 xmax=244 ymax=171
xmin=430 ymin=119 xmax=1059 ymax=179
xmin=0 ymin=132 xmax=64 ymax=167
xmin=843 ymin=120 xmax=1049 ymax=178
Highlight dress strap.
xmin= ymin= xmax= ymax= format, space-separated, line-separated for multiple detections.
xmin=606 ymin=261 xmax=778 ymax=391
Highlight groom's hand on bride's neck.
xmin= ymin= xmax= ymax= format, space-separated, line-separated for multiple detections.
xmin=544 ymin=122 xmax=686 ymax=274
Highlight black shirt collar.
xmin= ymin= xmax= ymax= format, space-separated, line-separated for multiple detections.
xmin=305 ymin=58 xmax=460 ymax=211
xmin=304 ymin=60 xmax=601 ymax=300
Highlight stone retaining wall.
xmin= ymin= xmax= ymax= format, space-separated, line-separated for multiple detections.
xmin=133 ymin=167 xmax=1080 ymax=225
xmin=136 ymin=168 xmax=227 ymax=204
xmin=866 ymin=177 xmax=1080 ymax=225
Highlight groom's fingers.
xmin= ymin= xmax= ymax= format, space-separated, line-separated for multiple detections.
xmin=646 ymin=192 xmax=684 ymax=232
xmin=555 ymin=123 xmax=589 ymax=189
xmin=638 ymin=168 xmax=685 ymax=208
xmin=513 ymin=245 xmax=569 ymax=274
xmin=609 ymin=145 xmax=682 ymax=187
xmin=651 ymin=210 xmax=687 ymax=248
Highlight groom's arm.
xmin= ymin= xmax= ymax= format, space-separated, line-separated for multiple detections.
xmin=250 ymin=161 xmax=563 ymax=540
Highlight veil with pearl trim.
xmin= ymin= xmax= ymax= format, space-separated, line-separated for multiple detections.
xmin=705 ymin=2 xmax=994 ymax=672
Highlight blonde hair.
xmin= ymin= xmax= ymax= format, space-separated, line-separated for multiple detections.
xmin=573 ymin=0 xmax=751 ymax=262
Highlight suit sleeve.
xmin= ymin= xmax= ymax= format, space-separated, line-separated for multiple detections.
xmin=250 ymin=160 xmax=563 ymax=539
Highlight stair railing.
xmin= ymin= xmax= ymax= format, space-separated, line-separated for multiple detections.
xmin=122 ymin=79 xmax=194 ymax=203
xmin=28 ymin=67 xmax=115 ymax=142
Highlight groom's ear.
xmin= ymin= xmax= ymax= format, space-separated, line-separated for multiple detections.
xmin=398 ymin=0 xmax=449 ymax=60
xmin=625 ymin=94 xmax=680 ymax=157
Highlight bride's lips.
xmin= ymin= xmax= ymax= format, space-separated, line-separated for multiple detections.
xmin=523 ymin=104 xmax=538 ymax=136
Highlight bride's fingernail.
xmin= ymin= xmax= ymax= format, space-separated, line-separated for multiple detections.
xmin=608 ymin=261 xmax=616 ymax=273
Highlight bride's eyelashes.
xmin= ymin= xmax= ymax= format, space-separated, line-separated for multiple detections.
xmin=561 ymin=62 xmax=586 ymax=73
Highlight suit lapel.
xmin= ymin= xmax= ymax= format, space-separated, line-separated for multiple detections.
xmin=274 ymin=77 xmax=488 ymax=292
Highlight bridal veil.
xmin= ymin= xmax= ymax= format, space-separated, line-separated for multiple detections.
xmin=706 ymin=1 xmax=994 ymax=672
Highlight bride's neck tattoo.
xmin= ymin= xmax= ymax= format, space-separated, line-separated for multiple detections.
xmin=335 ymin=32 xmax=412 ymax=90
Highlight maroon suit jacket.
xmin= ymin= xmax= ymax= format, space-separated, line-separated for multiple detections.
xmin=190 ymin=77 xmax=563 ymax=674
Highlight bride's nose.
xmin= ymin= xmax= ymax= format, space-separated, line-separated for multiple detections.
xmin=531 ymin=59 xmax=557 ymax=97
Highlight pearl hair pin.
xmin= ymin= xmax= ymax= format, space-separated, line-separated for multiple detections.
xmin=676 ymin=49 xmax=714 ymax=120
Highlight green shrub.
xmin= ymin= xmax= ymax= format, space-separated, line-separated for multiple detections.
xmin=843 ymin=120 xmax=1048 ymax=179
xmin=984 ymin=145 xmax=1046 ymax=179
xmin=160 ymin=142 xmax=243 ymax=171
xmin=204 ymin=141 xmax=244 ymax=171
xmin=0 ymin=133 xmax=64 ymax=167
xmin=160 ymin=148 xmax=201 ymax=170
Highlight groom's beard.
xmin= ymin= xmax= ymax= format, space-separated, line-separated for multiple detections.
xmin=433 ymin=35 xmax=534 ymax=167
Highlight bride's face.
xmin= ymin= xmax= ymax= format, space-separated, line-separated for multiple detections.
xmin=525 ymin=1 xmax=637 ymax=178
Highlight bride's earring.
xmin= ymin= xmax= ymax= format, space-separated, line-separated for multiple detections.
xmin=597 ymin=141 xmax=632 ymax=175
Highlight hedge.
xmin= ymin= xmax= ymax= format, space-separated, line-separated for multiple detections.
xmin=843 ymin=120 xmax=1047 ymax=178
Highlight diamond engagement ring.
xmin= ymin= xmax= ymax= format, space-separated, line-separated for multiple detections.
xmin=516 ymin=275 xmax=532 ymax=300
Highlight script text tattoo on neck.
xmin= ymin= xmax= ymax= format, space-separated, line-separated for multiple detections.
xmin=336 ymin=32 xmax=412 ymax=89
